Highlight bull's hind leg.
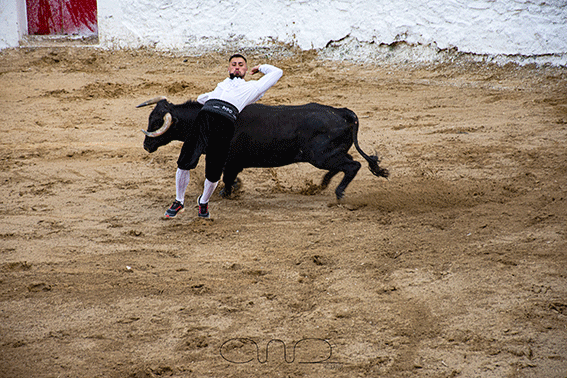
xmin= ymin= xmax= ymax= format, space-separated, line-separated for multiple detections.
xmin=320 ymin=170 xmax=339 ymax=189
xmin=314 ymin=153 xmax=361 ymax=199
xmin=334 ymin=160 xmax=361 ymax=200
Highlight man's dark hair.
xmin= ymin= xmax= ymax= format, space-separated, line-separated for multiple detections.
xmin=229 ymin=54 xmax=247 ymax=63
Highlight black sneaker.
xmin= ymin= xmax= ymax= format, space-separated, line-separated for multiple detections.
xmin=197 ymin=196 xmax=210 ymax=219
xmin=165 ymin=200 xmax=184 ymax=218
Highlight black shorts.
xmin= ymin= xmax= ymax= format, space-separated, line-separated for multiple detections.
xmin=177 ymin=110 xmax=236 ymax=183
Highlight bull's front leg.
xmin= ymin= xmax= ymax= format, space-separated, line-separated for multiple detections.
xmin=335 ymin=161 xmax=361 ymax=200
xmin=219 ymin=168 xmax=241 ymax=198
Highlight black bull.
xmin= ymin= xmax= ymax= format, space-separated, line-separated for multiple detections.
xmin=137 ymin=97 xmax=388 ymax=199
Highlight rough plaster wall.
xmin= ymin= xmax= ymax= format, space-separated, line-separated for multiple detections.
xmin=0 ymin=0 xmax=26 ymax=49
xmin=2 ymin=0 xmax=566 ymax=65
xmin=97 ymin=0 xmax=567 ymax=57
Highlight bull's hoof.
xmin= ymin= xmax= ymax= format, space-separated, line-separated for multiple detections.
xmin=220 ymin=178 xmax=241 ymax=198
xmin=232 ymin=178 xmax=242 ymax=192
xmin=219 ymin=187 xmax=232 ymax=198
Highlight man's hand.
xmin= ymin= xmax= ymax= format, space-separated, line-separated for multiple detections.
xmin=250 ymin=65 xmax=261 ymax=75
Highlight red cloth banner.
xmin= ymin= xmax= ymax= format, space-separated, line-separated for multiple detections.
xmin=27 ymin=0 xmax=98 ymax=36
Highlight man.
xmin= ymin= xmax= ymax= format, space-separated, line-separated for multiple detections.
xmin=165 ymin=54 xmax=283 ymax=219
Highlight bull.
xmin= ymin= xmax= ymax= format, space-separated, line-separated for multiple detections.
xmin=137 ymin=97 xmax=388 ymax=199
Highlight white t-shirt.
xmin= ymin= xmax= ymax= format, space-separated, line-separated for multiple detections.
xmin=197 ymin=64 xmax=283 ymax=113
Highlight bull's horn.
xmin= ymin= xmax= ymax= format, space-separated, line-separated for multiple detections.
xmin=141 ymin=113 xmax=172 ymax=137
xmin=136 ymin=96 xmax=168 ymax=108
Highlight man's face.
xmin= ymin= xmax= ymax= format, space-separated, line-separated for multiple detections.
xmin=228 ymin=57 xmax=247 ymax=79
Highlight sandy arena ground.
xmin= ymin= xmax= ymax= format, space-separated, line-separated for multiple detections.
xmin=0 ymin=47 xmax=566 ymax=378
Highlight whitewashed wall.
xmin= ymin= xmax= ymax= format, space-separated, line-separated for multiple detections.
xmin=97 ymin=0 xmax=567 ymax=57
xmin=3 ymin=0 xmax=567 ymax=65
xmin=0 ymin=0 xmax=27 ymax=48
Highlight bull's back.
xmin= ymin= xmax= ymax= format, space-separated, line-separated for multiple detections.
xmin=238 ymin=103 xmax=352 ymax=137
xmin=231 ymin=104 xmax=304 ymax=167
xmin=229 ymin=103 xmax=354 ymax=168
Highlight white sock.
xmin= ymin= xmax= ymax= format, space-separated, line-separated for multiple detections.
xmin=200 ymin=179 xmax=218 ymax=204
xmin=175 ymin=168 xmax=191 ymax=204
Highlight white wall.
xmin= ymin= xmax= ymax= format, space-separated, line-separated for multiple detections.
xmin=98 ymin=0 xmax=567 ymax=57
xmin=0 ymin=0 xmax=27 ymax=49
xmin=3 ymin=0 xmax=567 ymax=65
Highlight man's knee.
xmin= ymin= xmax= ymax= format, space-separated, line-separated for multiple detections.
xmin=205 ymin=170 xmax=222 ymax=183
xmin=177 ymin=146 xmax=202 ymax=170
xmin=177 ymin=157 xmax=199 ymax=171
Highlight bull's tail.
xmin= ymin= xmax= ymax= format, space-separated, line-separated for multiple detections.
xmin=345 ymin=109 xmax=389 ymax=179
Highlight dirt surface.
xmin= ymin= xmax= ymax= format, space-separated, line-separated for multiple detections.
xmin=1 ymin=47 xmax=566 ymax=378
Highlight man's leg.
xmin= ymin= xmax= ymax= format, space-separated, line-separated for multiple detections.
xmin=165 ymin=114 xmax=204 ymax=218
xmin=197 ymin=179 xmax=217 ymax=219
xmin=176 ymin=168 xmax=191 ymax=204
xmin=164 ymin=168 xmax=190 ymax=218
xmin=200 ymin=179 xmax=218 ymax=204
xmin=197 ymin=114 xmax=235 ymax=218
